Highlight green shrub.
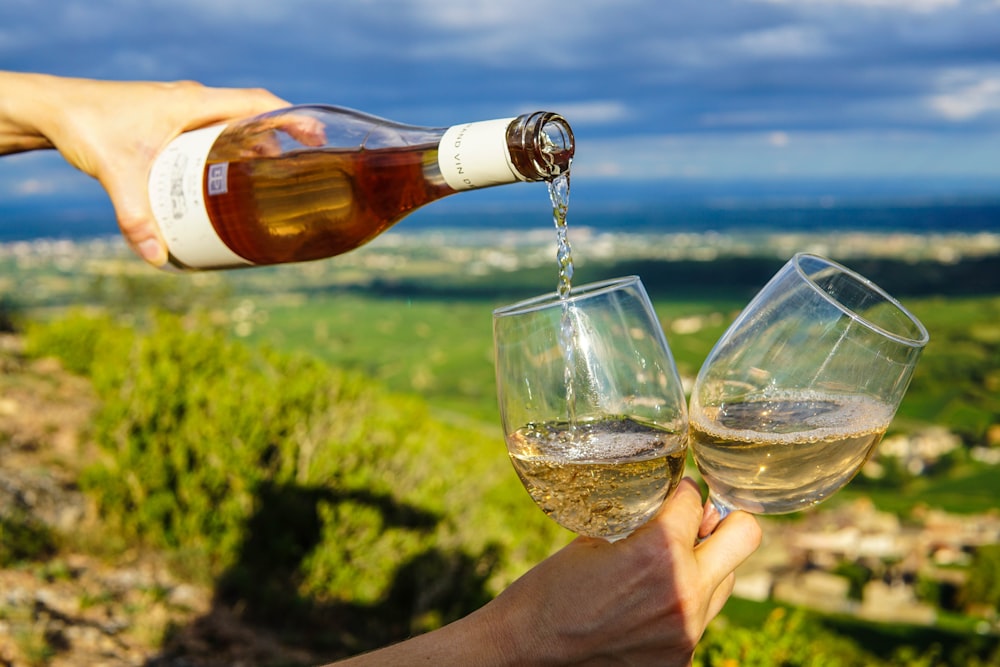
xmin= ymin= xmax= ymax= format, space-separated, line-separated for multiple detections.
xmin=24 ymin=310 xmax=564 ymax=651
xmin=963 ymin=544 xmax=1000 ymax=612
xmin=0 ymin=511 xmax=57 ymax=566
xmin=698 ymin=606 xmax=1000 ymax=667
xmin=0 ymin=293 xmax=21 ymax=333
xmin=22 ymin=310 xmax=125 ymax=376
xmin=699 ymin=607 xmax=953 ymax=667
xmin=697 ymin=608 xmax=876 ymax=666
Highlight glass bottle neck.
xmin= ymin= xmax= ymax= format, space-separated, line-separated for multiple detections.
xmin=506 ymin=112 xmax=574 ymax=181
xmin=436 ymin=112 xmax=574 ymax=191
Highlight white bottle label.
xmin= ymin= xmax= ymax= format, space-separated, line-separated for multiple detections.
xmin=437 ymin=118 xmax=522 ymax=191
xmin=148 ymin=124 xmax=253 ymax=268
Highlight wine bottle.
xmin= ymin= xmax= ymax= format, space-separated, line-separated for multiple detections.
xmin=147 ymin=105 xmax=574 ymax=270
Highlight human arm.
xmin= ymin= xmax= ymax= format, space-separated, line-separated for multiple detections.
xmin=328 ymin=478 xmax=762 ymax=666
xmin=0 ymin=71 xmax=288 ymax=266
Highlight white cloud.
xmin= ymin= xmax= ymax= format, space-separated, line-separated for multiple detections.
xmin=13 ymin=179 xmax=54 ymax=196
xmin=409 ymin=0 xmax=539 ymax=29
xmin=572 ymin=129 xmax=1000 ymax=180
xmin=150 ymin=0 xmax=291 ymax=22
xmin=699 ymin=110 xmax=801 ymax=128
xmin=532 ymin=101 xmax=630 ymax=125
xmin=768 ymin=131 xmax=791 ymax=147
xmin=0 ymin=153 xmax=98 ymax=199
xmin=735 ymin=25 xmax=831 ymax=58
xmin=3 ymin=0 xmax=1000 ymax=197
xmin=753 ymin=0 xmax=961 ymax=12
xmin=396 ymin=0 xmax=655 ymax=68
xmin=928 ymin=72 xmax=1000 ymax=121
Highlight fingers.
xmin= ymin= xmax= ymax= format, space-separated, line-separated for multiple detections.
xmin=705 ymin=571 xmax=736 ymax=622
xmin=183 ymin=85 xmax=290 ymax=132
xmin=107 ymin=174 xmax=168 ymax=266
xmin=116 ymin=84 xmax=290 ymax=266
xmin=694 ymin=510 xmax=762 ymax=586
xmin=698 ymin=500 xmax=722 ymax=540
xmin=282 ymin=115 xmax=327 ymax=147
xmin=234 ymin=115 xmax=329 ymax=158
xmin=254 ymin=114 xmax=328 ymax=147
xmin=656 ymin=477 xmax=706 ymax=547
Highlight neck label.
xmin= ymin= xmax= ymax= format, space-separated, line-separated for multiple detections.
xmin=438 ymin=118 xmax=521 ymax=190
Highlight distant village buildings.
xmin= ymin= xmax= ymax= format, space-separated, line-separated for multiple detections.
xmin=733 ymin=426 xmax=1000 ymax=631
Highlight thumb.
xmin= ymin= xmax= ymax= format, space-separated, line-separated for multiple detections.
xmin=104 ymin=169 xmax=168 ymax=267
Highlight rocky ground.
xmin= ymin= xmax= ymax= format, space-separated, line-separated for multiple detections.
xmin=0 ymin=335 xmax=320 ymax=667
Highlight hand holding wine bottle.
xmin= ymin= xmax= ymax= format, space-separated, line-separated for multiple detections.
xmin=0 ymin=70 xmax=290 ymax=266
xmin=0 ymin=71 xmax=574 ymax=271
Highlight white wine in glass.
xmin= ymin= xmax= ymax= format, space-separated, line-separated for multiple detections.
xmin=494 ymin=276 xmax=689 ymax=542
xmin=690 ymin=253 xmax=929 ymax=518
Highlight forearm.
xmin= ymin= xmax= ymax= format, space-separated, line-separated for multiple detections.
xmin=328 ymin=598 xmax=552 ymax=667
xmin=0 ymin=71 xmax=58 ymax=154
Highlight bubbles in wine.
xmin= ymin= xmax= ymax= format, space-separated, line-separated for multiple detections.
xmin=508 ymin=417 xmax=687 ymax=541
xmin=691 ymin=390 xmax=894 ymax=514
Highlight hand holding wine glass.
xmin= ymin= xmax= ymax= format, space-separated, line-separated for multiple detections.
xmin=690 ymin=253 xmax=929 ymax=523
xmin=493 ymin=276 xmax=689 ymax=542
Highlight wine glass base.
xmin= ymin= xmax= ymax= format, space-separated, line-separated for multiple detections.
xmin=601 ymin=532 xmax=633 ymax=544
xmin=698 ymin=494 xmax=738 ymax=541
xmin=710 ymin=494 xmax=735 ymax=522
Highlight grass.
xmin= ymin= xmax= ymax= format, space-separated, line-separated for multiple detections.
xmin=242 ymin=289 xmax=1000 ymax=519
xmin=842 ymin=460 xmax=1000 ymax=515
xmin=714 ymin=597 xmax=999 ymax=663
xmin=9 ymin=248 xmax=1000 ymax=663
xmin=243 ymin=294 xmax=503 ymax=422
xmin=241 ymin=292 xmax=745 ymax=425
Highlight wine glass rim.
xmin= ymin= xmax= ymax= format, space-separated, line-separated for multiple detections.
xmin=493 ymin=275 xmax=643 ymax=318
xmin=792 ymin=252 xmax=930 ymax=348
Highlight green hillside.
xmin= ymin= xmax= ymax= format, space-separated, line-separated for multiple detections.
xmin=3 ymin=235 xmax=999 ymax=664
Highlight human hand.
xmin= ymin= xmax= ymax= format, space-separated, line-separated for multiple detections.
xmin=481 ymin=477 xmax=761 ymax=666
xmin=2 ymin=73 xmax=289 ymax=266
xmin=325 ymin=478 xmax=760 ymax=666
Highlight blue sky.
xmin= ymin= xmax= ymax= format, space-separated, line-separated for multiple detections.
xmin=2 ymin=0 xmax=1000 ymax=226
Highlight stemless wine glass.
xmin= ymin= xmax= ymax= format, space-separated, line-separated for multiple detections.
xmin=690 ymin=253 xmax=929 ymax=519
xmin=493 ymin=276 xmax=689 ymax=542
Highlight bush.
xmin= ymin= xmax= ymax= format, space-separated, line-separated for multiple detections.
xmin=963 ymin=544 xmax=1000 ymax=612
xmin=0 ymin=511 xmax=57 ymax=566
xmin=697 ymin=608 xmax=878 ymax=666
xmin=23 ymin=310 xmax=127 ymax=376
xmin=697 ymin=606 xmax=1000 ymax=667
xmin=0 ymin=293 xmax=21 ymax=333
xmin=24 ymin=310 xmax=565 ymax=653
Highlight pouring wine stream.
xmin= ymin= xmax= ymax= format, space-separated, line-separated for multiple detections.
xmin=550 ymin=172 xmax=578 ymax=429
